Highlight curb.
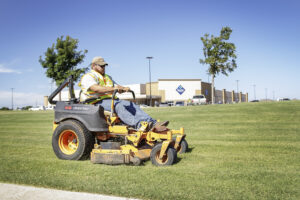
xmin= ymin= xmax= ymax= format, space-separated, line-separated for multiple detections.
xmin=0 ymin=183 xmax=138 ymax=200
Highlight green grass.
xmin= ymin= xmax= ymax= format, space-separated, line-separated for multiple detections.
xmin=0 ymin=101 xmax=299 ymax=199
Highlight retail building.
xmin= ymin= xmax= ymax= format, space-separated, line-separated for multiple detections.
xmin=47 ymin=79 xmax=248 ymax=106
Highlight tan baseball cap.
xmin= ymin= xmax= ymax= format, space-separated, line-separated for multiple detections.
xmin=92 ymin=56 xmax=108 ymax=66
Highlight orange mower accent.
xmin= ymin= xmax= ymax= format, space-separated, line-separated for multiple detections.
xmin=58 ymin=130 xmax=79 ymax=155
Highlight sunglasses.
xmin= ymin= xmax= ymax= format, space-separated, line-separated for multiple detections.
xmin=95 ymin=64 xmax=106 ymax=68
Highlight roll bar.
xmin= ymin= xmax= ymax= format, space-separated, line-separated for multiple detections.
xmin=48 ymin=75 xmax=76 ymax=105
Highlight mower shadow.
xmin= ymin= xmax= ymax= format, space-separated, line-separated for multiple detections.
xmin=173 ymin=147 xmax=194 ymax=165
xmin=186 ymin=147 xmax=194 ymax=153
xmin=174 ymin=157 xmax=182 ymax=164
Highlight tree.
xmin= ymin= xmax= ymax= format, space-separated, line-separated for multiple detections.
xmin=200 ymin=27 xmax=237 ymax=104
xmin=39 ymin=35 xmax=88 ymax=87
xmin=0 ymin=107 xmax=10 ymax=111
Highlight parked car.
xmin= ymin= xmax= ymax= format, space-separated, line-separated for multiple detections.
xmin=277 ymin=98 xmax=290 ymax=101
xmin=46 ymin=105 xmax=55 ymax=110
xmin=159 ymin=102 xmax=169 ymax=107
xmin=29 ymin=106 xmax=45 ymax=111
xmin=250 ymin=100 xmax=259 ymax=102
xmin=166 ymin=101 xmax=174 ymax=106
xmin=192 ymin=95 xmax=207 ymax=105
xmin=175 ymin=101 xmax=185 ymax=106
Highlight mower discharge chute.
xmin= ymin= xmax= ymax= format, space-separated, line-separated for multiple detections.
xmin=49 ymin=75 xmax=188 ymax=166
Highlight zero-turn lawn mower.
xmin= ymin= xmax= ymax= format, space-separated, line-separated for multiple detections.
xmin=49 ymin=75 xmax=188 ymax=166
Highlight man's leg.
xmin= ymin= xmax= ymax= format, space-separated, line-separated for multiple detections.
xmin=97 ymin=99 xmax=156 ymax=129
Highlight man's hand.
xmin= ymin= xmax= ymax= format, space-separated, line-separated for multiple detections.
xmin=123 ymin=87 xmax=130 ymax=92
xmin=114 ymin=85 xmax=130 ymax=93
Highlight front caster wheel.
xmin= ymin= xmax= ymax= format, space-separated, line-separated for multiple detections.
xmin=150 ymin=143 xmax=177 ymax=166
xmin=178 ymin=138 xmax=188 ymax=154
xmin=131 ymin=157 xmax=142 ymax=166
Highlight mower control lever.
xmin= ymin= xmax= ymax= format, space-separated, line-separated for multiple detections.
xmin=112 ymin=89 xmax=135 ymax=100
xmin=111 ymin=89 xmax=135 ymax=115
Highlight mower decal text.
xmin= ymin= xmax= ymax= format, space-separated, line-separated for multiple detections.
xmin=73 ymin=106 xmax=90 ymax=111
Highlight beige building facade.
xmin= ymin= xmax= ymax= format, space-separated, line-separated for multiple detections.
xmin=145 ymin=79 xmax=248 ymax=104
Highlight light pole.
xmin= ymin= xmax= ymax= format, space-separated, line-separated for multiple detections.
xmin=11 ymin=88 xmax=14 ymax=110
xmin=252 ymin=84 xmax=256 ymax=100
xmin=146 ymin=57 xmax=153 ymax=106
xmin=265 ymin=88 xmax=268 ymax=101
xmin=236 ymin=80 xmax=239 ymax=102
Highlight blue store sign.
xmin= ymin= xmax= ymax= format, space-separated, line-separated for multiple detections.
xmin=176 ymin=85 xmax=185 ymax=95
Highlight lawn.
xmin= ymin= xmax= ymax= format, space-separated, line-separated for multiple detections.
xmin=0 ymin=101 xmax=299 ymax=199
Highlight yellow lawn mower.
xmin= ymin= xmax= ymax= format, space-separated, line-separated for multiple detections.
xmin=49 ymin=75 xmax=188 ymax=166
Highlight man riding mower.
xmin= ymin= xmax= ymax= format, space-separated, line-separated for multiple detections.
xmin=49 ymin=76 xmax=188 ymax=166
xmin=49 ymin=57 xmax=188 ymax=166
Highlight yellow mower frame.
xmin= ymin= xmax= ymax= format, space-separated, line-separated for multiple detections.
xmin=90 ymin=90 xmax=187 ymax=166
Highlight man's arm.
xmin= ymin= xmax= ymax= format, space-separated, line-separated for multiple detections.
xmin=89 ymin=84 xmax=130 ymax=94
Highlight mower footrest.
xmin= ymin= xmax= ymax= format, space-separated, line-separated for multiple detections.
xmin=91 ymin=148 xmax=133 ymax=165
xmin=91 ymin=152 xmax=129 ymax=165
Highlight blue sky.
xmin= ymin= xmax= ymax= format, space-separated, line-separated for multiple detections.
xmin=0 ymin=0 xmax=299 ymax=108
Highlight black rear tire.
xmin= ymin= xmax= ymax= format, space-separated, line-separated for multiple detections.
xmin=52 ymin=120 xmax=94 ymax=160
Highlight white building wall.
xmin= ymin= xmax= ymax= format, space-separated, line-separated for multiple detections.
xmin=117 ymin=84 xmax=146 ymax=99
xmin=158 ymin=80 xmax=201 ymax=101
xmin=122 ymin=84 xmax=145 ymax=95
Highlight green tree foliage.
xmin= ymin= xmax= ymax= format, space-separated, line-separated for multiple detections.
xmin=0 ymin=107 xmax=10 ymax=111
xmin=39 ymin=36 xmax=88 ymax=86
xmin=200 ymin=27 xmax=237 ymax=104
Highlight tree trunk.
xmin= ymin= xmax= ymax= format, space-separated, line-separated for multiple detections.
xmin=211 ymin=75 xmax=215 ymax=104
